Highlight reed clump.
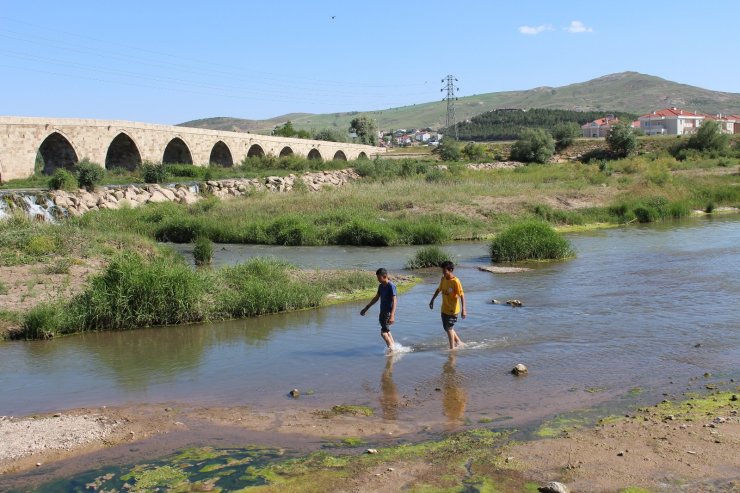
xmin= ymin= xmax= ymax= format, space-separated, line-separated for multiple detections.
xmin=490 ymin=221 xmax=574 ymax=262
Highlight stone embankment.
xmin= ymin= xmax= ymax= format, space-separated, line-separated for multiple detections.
xmin=0 ymin=169 xmax=359 ymax=220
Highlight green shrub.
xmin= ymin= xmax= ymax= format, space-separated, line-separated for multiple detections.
xmin=266 ymin=216 xmax=318 ymax=246
xmin=489 ymin=221 xmax=574 ymax=262
xmin=510 ymin=128 xmax=555 ymax=163
xmin=633 ymin=205 xmax=658 ymax=223
xmin=167 ymin=164 xmax=200 ymax=178
xmin=24 ymin=234 xmax=57 ymax=256
xmin=48 ymin=169 xmax=78 ymax=191
xmin=393 ymin=221 xmax=448 ymax=244
xmin=462 ymin=142 xmax=486 ymax=161
xmin=334 ymin=220 xmax=394 ymax=246
xmin=141 ymin=162 xmax=167 ymax=183
xmin=435 ymin=138 xmax=462 ymax=161
xmin=76 ymin=159 xmax=105 ymax=190
xmin=425 ymin=168 xmax=448 ymax=182
xmin=606 ymin=123 xmax=637 ymax=158
xmin=215 ymin=259 xmax=323 ymax=317
xmin=552 ymin=122 xmax=580 ymax=151
xmin=406 ymin=246 xmax=451 ymax=269
xmin=21 ymin=303 xmax=63 ymax=339
xmin=193 ymin=237 xmax=214 ymax=265
xmin=70 ymin=253 xmax=209 ymax=331
xmin=155 ymin=217 xmax=205 ymax=243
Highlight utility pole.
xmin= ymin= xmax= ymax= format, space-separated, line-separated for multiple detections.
xmin=441 ymin=74 xmax=459 ymax=140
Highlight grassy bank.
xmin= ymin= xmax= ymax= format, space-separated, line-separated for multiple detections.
xmin=60 ymin=154 xmax=740 ymax=249
xmin=15 ymin=254 xmax=415 ymax=340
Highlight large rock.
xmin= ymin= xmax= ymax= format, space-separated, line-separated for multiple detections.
xmin=539 ymin=482 xmax=569 ymax=493
xmin=512 ymin=363 xmax=528 ymax=376
xmin=147 ymin=190 xmax=170 ymax=203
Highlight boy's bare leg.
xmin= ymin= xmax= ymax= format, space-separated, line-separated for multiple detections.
xmin=382 ymin=332 xmax=394 ymax=349
xmin=448 ymin=329 xmax=463 ymax=349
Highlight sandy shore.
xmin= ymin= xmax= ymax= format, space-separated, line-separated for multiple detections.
xmin=1 ymin=388 xmax=737 ymax=491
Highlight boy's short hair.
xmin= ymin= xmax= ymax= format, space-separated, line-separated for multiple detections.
xmin=440 ymin=260 xmax=455 ymax=271
xmin=376 ymin=268 xmax=388 ymax=277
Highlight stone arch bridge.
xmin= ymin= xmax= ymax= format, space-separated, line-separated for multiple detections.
xmin=0 ymin=116 xmax=384 ymax=182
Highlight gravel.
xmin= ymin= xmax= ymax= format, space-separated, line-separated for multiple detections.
xmin=0 ymin=414 xmax=119 ymax=462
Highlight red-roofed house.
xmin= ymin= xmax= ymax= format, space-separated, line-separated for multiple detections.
xmin=638 ymin=107 xmax=739 ymax=135
xmin=638 ymin=108 xmax=705 ymax=135
xmin=581 ymin=115 xmax=619 ymax=138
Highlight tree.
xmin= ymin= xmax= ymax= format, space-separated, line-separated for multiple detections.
xmin=606 ymin=122 xmax=637 ymax=158
xmin=349 ymin=116 xmax=378 ymax=146
xmin=510 ymin=128 xmax=555 ymax=163
xmin=435 ymin=138 xmax=461 ymax=161
xmin=273 ymin=121 xmax=296 ymax=137
xmin=687 ymin=119 xmax=729 ymax=153
xmin=552 ymin=122 xmax=581 ymax=151
xmin=462 ymin=142 xmax=486 ymax=161
xmin=314 ymin=128 xmax=348 ymax=143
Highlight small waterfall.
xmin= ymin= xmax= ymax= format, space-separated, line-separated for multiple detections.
xmin=22 ymin=195 xmax=57 ymax=222
xmin=0 ymin=197 xmax=9 ymax=220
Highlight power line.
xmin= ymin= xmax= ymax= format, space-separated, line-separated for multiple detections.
xmin=441 ymin=74 xmax=459 ymax=140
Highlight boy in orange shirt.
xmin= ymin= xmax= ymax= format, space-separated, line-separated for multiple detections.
xmin=428 ymin=260 xmax=466 ymax=349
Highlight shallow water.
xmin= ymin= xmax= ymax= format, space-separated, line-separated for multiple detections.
xmin=1 ymin=217 xmax=739 ymax=429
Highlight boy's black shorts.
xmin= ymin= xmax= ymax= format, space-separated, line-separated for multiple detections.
xmin=379 ymin=311 xmax=392 ymax=333
xmin=441 ymin=313 xmax=458 ymax=332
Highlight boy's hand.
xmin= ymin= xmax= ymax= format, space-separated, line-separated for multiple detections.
xmin=428 ymin=301 xmax=434 ymax=310
xmin=461 ymin=309 xmax=467 ymax=319
xmin=360 ymin=307 xmax=367 ymax=316
xmin=388 ymin=315 xmax=395 ymax=325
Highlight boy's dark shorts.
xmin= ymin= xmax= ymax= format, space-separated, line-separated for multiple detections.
xmin=379 ymin=311 xmax=392 ymax=333
xmin=441 ymin=313 xmax=458 ymax=332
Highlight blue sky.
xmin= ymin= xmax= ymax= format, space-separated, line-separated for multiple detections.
xmin=1 ymin=1 xmax=738 ymax=124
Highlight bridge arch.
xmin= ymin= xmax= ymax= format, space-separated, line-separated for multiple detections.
xmin=278 ymin=146 xmax=294 ymax=157
xmin=307 ymin=148 xmax=322 ymax=160
xmin=209 ymin=141 xmax=233 ymax=167
xmin=38 ymin=131 xmax=79 ymax=175
xmin=247 ymin=144 xmax=265 ymax=158
xmin=332 ymin=150 xmax=347 ymax=161
xmin=105 ymin=132 xmax=142 ymax=171
xmin=358 ymin=152 xmax=368 ymax=160
xmin=162 ymin=137 xmax=193 ymax=164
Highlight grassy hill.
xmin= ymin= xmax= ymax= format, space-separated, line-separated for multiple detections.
xmin=178 ymin=72 xmax=740 ymax=134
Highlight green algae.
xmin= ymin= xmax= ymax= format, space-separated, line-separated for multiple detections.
xmin=534 ymin=415 xmax=587 ymax=438
xmin=619 ymin=488 xmax=654 ymax=493
xmin=121 ymin=465 xmax=188 ymax=490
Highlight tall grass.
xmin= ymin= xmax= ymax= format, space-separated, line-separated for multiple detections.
xmin=406 ymin=246 xmax=452 ymax=269
xmin=16 ymin=255 xmax=378 ymax=339
xmin=489 ymin=221 xmax=574 ymax=262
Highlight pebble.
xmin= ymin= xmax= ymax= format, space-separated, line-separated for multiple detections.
xmin=366 ymin=449 xmax=378 ymax=454
xmin=36 ymin=462 xmax=41 ymax=467
xmin=387 ymin=467 xmax=394 ymax=472
xmin=53 ymin=413 xmax=61 ymax=418
xmin=512 ymin=363 xmax=528 ymax=376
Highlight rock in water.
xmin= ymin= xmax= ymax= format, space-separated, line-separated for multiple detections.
xmin=539 ymin=482 xmax=570 ymax=493
xmin=512 ymin=363 xmax=528 ymax=376
xmin=506 ymin=299 xmax=523 ymax=307
xmin=289 ymin=389 xmax=300 ymax=398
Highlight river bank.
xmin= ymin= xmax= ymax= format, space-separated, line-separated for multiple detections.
xmin=1 ymin=382 xmax=736 ymax=491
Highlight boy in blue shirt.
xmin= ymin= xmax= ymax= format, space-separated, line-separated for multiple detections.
xmin=361 ymin=268 xmax=398 ymax=352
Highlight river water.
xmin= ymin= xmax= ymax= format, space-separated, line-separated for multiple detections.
xmin=1 ymin=217 xmax=739 ymax=429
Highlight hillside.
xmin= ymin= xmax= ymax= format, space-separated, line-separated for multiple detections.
xmin=178 ymin=72 xmax=740 ymax=134
xmin=453 ymin=108 xmax=639 ymax=141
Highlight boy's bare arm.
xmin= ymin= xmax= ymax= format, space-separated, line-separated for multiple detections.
xmin=389 ymin=296 xmax=397 ymax=324
xmin=460 ymin=293 xmax=467 ymax=318
xmin=361 ymin=294 xmax=380 ymax=316
xmin=429 ymin=288 xmax=440 ymax=309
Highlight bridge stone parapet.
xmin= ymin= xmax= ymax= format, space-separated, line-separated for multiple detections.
xmin=0 ymin=116 xmax=384 ymax=182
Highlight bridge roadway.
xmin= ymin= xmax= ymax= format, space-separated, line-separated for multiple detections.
xmin=0 ymin=116 xmax=383 ymax=182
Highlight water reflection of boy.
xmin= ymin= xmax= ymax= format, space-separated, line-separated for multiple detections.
xmin=379 ymin=357 xmax=400 ymax=420
xmin=441 ymin=352 xmax=467 ymax=424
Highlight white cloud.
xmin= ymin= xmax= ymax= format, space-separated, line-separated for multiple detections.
xmin=566 ymin=20 xmax=593 ymax=33
xmin=518 ymin=24 xmax=553 ymax=35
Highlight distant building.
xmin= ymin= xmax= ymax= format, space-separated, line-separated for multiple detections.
xmin=582 ymin=115 xmax=619 ymax=138
xmin=638 ymin=107 xmax=739 ymax=135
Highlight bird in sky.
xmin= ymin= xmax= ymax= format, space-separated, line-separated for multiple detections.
xmin=331 ymin=16 xmax=336 ymax=20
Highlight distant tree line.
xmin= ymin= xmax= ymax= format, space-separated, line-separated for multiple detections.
xmin=445 ymin=108 xmax=638 ymax=141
